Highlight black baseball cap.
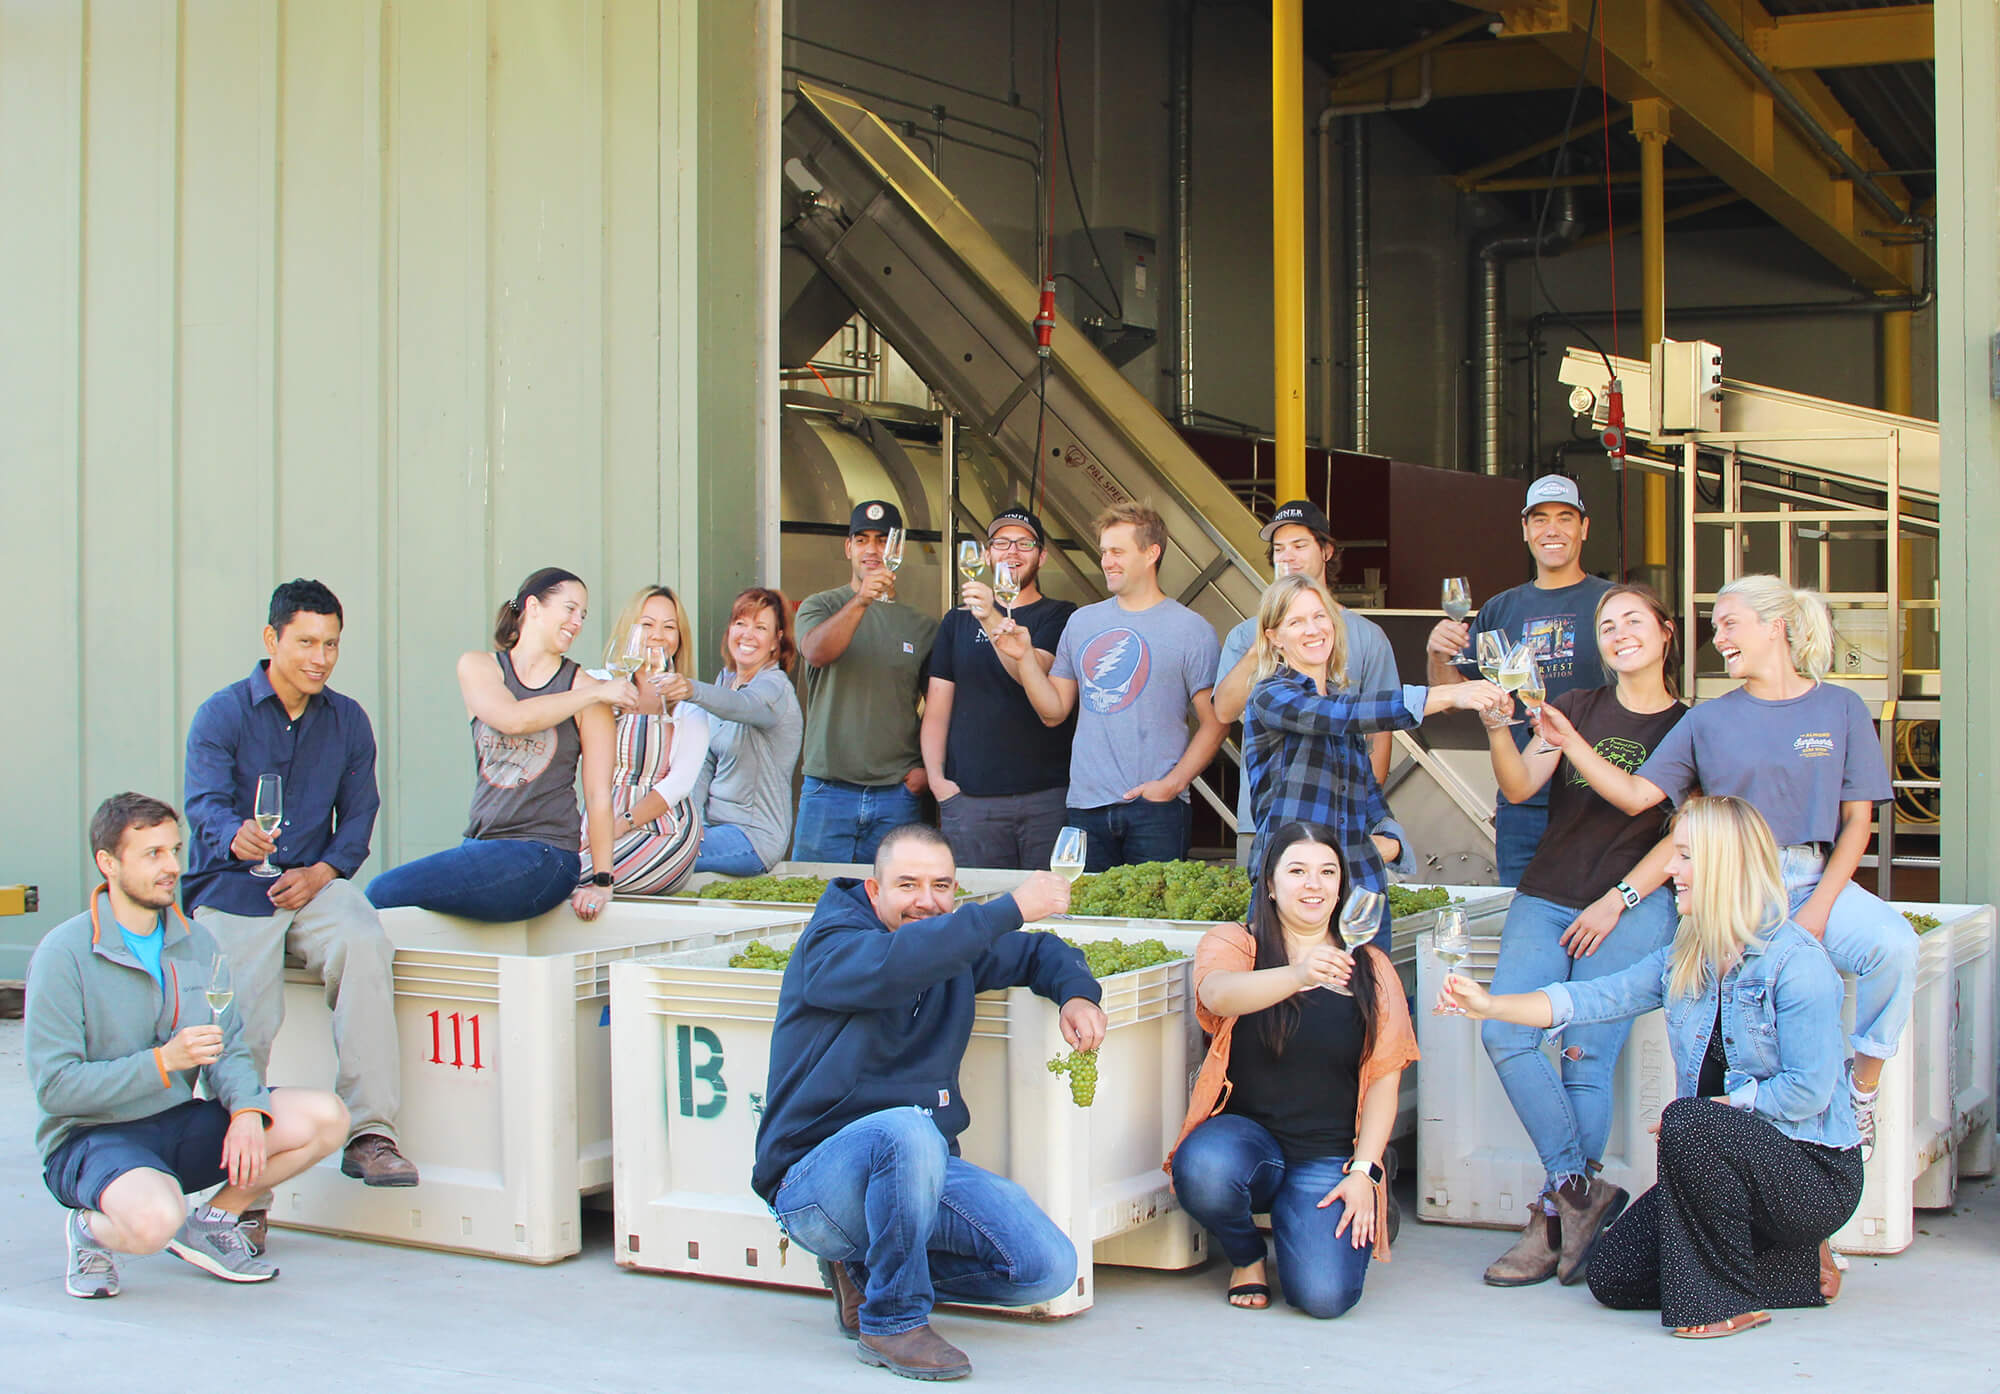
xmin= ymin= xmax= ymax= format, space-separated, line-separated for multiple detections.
xmin=1258 ymin=499 xmax=1334 ymax=544
xmin=848 ymin=499 xmax=903 ymax=536
xmin=986 ymin=507 xmax=1045 ymax=546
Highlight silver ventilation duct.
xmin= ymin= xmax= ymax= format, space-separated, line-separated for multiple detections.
xmin=1473 ymin=187 xmax=1579 ymax=475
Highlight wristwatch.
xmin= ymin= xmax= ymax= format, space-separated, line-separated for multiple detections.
xmin=591 ymin=872 xmax=614 ymax=889
xmin=1344 ymin=1158 xmax=1386 ymax=1185
xmin=1613 ymin=880 xmax=1642 ymax=909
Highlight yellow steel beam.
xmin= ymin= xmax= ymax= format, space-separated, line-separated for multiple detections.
xmin=1573 ymin=191 xmax=1743 ymax=249
xmin=1499 ymin=0 xmax=1918 ymax=291
xmin=1455 ymin=111 xmax=1621 ymax=189
xmin=1470 ymin=166 xmax=1711 ymax=193
xmin=1635 ymin=98 xmax=1671 ymax=570
xmin=1330 ymin=11 xmax=1497 ymax=91
xmin=1274 ymin=0 xmax=1306 ymax=503
xmin=1326 ymin=38 xmax=1578 ymax=102
xmin=1880 ymin=307 xmax=1913 ymax=414
xmin=1753 ymin=7 xmax=1935 ymax=71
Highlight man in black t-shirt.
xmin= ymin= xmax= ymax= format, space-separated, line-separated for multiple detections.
xmin=921 ymin=508 xmax=1078 ymax=869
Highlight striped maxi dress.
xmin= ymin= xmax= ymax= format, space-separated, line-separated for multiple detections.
xmin=578 ymin=702 xmax=711 ymax=895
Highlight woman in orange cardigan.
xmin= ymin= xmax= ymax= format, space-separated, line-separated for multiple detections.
xmin=1165 ymin=820 xmax=1419 ymax=1315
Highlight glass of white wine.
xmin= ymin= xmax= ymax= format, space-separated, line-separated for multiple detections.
xmin=1432 ymin=906 xmax=1471 ymax=1016
xmin=1476 ymin=629 xmax=1510 ymax=684
xmin=1327 ymin=887 xmax=1385 ymax=996
xmin=993 ymin=560 xmax=1021 ymax=620
xmin=643 ymin=645 xmax=672 ymax=721
xmin=956 ymin=539 xmax=988 ymax=597
xmin=880 ymin=526 xmax=906 ymax=603
xmin=1516 ymin=651 xmax=1557 ymax=752
xmin=1495 ymin=642 xmax=1533 ymax=726
xmin=609 ymin=624 xmax=645 ymax=681
xmin=206 ymin=952 xmax=235 ymax=1023
xmin=251 ymin=774 xmax=282 ymax=879
xmin=1442 ymin=577 xmax=1476 ymax=665
xmin=1049 ymin=827 xmax=1087 ymax=921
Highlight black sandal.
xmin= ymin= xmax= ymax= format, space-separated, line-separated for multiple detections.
xmin=1227 ymin=1283 xmax=1271 ymax=1309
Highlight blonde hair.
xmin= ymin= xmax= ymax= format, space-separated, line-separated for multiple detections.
xmin=1666 ymin=795 xmax=1789 ymax=1001
xmin=601 ymin=585 xmax=695 ymax=678
xmin=1716 ymin=574 xmax=1834 ymax=681
xmin=1251 ymin=573 xmax=1351 ymax=690
xmin=1091 ymin=500 xmax=1167 ymax=560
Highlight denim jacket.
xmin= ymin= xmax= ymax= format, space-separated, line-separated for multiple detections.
xmin=1543 ymin=919 xmax=1859 ymax=1150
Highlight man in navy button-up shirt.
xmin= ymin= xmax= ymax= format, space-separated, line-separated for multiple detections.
xmin=183 ymin=581 xmax=417 ymax=1240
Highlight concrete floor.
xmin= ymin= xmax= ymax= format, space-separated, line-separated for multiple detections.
xmin=3 ymin=1016 xmax=1995 ymax=1394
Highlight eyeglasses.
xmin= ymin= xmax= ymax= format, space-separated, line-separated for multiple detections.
xmin=987 ymin=538 xmax=1040 ymax=553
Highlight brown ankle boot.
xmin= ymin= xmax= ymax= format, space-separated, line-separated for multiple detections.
xmin=1553 ymin=1175 xmax=1630 ymax=1285
xmin=1484 ymin=1206 xmax=1561 ymax=1286
xmin=855 ymin=1323 xmax=972 ymax=1381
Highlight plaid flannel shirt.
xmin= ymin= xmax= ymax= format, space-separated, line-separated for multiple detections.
xmin=1243 ymin=667 xmax=1427 ymax=896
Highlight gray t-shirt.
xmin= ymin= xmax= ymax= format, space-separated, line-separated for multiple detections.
xmin=1051 ymin=596 xmax=1221 ymax=808
xmin=465 ymin=652 xmax=584 ymax=848
xmin=1636 ymin=682 xmax=1891 ymax=847
xmin=690 ymin=665 xmax=806 ymax=871
xmin=1218 ymin=608 xmax=1400 ymax=834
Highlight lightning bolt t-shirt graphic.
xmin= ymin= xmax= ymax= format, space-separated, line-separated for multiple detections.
xmin=1051 ymin=596 xmax=1222 ymax=809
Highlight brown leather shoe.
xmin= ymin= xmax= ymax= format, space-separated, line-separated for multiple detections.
xmin=855 ymin=1324 xmax=972 ymax=1381
xmin=1484 ymin=1206 xmax=1561 ymax=1286
xmin=340 ymin=1134 xmax=420 ymax=1187
xmin=819 ymin=1258 xmax=861 ymax=1336
xmin=236 ymin=1210 xmax=269 ymax=1258
xmin=1553 ymin=1175 xmax=1630 ymax=1285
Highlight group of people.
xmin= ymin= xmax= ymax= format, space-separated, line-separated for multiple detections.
xmin=23 ymin=472 xmax=1915 ymax=1379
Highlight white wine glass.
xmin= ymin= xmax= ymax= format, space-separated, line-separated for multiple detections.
xmin=609 ymin=624 xmax=645 ymax=681
xmin=993 ymin=560 xmax=1021 ymax=620
xmin=1049 ymin=826 xmax=1087 ymax=921
xmin=1442 ymin=577 xmax=1476 ymax=664
xmin=880 ymin=527 xmax=906 ymax=603
xmin=1432 ymin=906 xmax=1472 ymax=1016
xmin=251 ymin=774 xmax=282 ymax=879
xmin=1495 ymin=642 xmax=1533 ymax=727
xmin=206 ymin=952 xmax=235 ymax=1023
xmin=956 ymin=539 xmax=988 ymax=596
xmin=1516 ymin=652 xmax=1557 ymax=752
xmin=643 ymin=644 xmax=672 ymax=721
xmin=1476 ymin=629 xmax=1510 ymax=685
xmin=1328 ymin=888 xmax=1385 ymax=996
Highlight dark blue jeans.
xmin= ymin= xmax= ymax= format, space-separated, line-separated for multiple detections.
xmin=691 ymin=823 xmax=767 ymax=877
xmin=1172 ymin=1114 xmax=1372 ymax=1319
xmin=365 ymin=838 xmax=580 ymax=922
xmin=1493 ymin=800 xmax=1549 ymax=887
xmin=1065 ymin=799 xmax=1192 ymax=872
xmin=791 ymin=776 xmax=922 ymax=865
xmin=770 ymin=1107 xmax=1077 ymax=1334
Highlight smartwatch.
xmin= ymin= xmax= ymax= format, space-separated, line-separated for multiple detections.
xmin=591 ymin=872 xmax=614 ymax=889
xmin=1613 ymin=880 xmax=1642 ymax=909
xmin=1344 ymin=1158 xmax=1386 ymax=1185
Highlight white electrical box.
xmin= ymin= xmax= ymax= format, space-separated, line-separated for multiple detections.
xmin=1650 ymin=338 xmax=1724 ymax=433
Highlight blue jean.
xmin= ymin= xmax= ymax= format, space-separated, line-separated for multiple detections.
xmin=1780 ymin=846 xmax=1918 ymax=1060
xmin=770 ymin=1107 xmax=1077 ymax=1334
xmin=691 ymin=823 xmax=767 ymax=877
xmin=791 ymin=777 xmax=922 ymax=865
xmin=1493 ymin=800 xmax=1548 ymax=887
xmin=1171 ymin=1114 xmax=1372 ymax=1319
xmin=1065 ymin=799 xmax=1192 ymax=872
xmin=365 ymin=838 xmax=580 ymax=922
xmin=1481 ymin=888 xmax=1680 ymax=1191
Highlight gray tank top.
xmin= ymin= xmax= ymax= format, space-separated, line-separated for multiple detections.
xmin=464 ymin=652 xmax=584 ymax=848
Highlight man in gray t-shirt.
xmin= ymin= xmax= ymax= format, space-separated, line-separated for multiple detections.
xmin=996 ymin=502 xmax=1225 ymax=871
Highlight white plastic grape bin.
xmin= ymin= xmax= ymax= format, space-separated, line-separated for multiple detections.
xmin=264 ymin=901 xmax=810 ymax=1263
xmin=672 ymin=862 xmax=1029 ymax=908
xmin=1414 ymin=902 xmax=1997 ymax=1258
xmin=609 ymin=925 xmax=1208 ymax=1317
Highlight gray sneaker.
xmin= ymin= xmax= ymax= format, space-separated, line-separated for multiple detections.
xmin=167 ymin=1211 xmax=278 ymax=1283
xmin=65 ymin=1209 xmax=120 ymax=1299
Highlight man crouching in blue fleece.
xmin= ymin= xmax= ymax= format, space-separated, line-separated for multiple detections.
xmin=751 ymin=822 xmax=1104 ymax=1381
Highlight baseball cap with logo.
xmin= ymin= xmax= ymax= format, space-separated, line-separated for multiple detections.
xmin=987 ymin=507 xmax=1046 ymax=546
xmin=848 ymin=499 xmax=904 ymax=536
xmin=1521 ymin=475 xmax=1587 ymax=517
xmin=1258 ymin=498 xmax=1335 ymax=544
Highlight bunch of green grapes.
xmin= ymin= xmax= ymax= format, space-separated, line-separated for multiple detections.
xmin=1385 ymin=885 xmax=1460 ymax=918
xmin=1903 ymin=910 xmax=1942 ymax=934
xmin=1046 ymin=1048 xmax=1100 ymax=1107
xmin=1068 ymin=861 xmax=1250 ymax=922
xmin=1062 ymin=937 xmax=1185 ymax=978
xmin=699 ymin=875 xmax=830 ymax=904
xmin=727 ymin=941 xmax=795 ymax=970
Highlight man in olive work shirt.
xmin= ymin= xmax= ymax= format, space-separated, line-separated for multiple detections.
xmin=794 ymin=500 xmax=940 ymax=863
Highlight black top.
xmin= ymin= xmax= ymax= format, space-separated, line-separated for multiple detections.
xmin=930 ymin=596 xmax=1078 ymax=797
xmin=1697 ymin=995 xmax=1730 ymax=1099
xmin=1515 ymin=685 xmax=1689 ymax=909
xmin=1224 ymin=986 xmax=1365 ymax=1163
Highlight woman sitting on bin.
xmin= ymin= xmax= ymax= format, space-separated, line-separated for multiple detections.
xmin=1165 ymin=820 xmax=1419 ymax=1317
xmin=1436 ymin=795 xmax=1864 ymax=1339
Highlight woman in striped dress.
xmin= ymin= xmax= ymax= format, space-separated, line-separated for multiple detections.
xmin=577 ymin=585 xmax=711 ymax=896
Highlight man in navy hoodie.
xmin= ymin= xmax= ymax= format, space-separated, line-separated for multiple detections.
xmin=752 ymin=823 xmax=1102 ymax=1381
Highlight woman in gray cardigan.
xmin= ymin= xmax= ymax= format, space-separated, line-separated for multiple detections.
xmin=658 ymin=587 xmax=804 ymax=876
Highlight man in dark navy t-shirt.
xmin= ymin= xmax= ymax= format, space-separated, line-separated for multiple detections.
xmin=920 ymin=508 xmax=1077 ymax=869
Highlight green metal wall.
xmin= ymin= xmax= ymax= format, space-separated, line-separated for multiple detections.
xmin=0 ymin=0 xmax=774 ymax=974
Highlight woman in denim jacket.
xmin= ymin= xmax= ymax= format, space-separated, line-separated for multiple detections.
xmin=1439 ymin=796 xmax=1862 ymax=1339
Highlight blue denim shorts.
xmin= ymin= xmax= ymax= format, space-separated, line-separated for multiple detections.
xmin=44 ymin=1098 xmax=234 ymax=1210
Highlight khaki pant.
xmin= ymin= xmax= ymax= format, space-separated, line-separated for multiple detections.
xmin=195 ymin=877 xmax=400 ymax=1151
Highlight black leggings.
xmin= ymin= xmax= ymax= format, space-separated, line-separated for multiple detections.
xmin=1588 ymin=1096 xmax=1864 ymax=1329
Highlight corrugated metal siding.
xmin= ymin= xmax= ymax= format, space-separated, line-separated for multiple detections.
xmin=0 ymin=0 xmax=770 ymax=968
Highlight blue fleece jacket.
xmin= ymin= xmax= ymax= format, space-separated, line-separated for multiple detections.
xmin=750 ymin=878 xmax=1101 ymax=1201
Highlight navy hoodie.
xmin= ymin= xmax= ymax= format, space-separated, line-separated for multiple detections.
xmin=750 ymin=878 xmax=1101 ymax=1201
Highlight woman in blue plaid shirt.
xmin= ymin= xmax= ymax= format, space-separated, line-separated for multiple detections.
xmin=1244 ymin=575 xmax=1507 ymax=945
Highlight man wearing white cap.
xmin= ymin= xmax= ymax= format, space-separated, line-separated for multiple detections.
xmin=1426 ymin=475 xmax=1612 ymax=884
